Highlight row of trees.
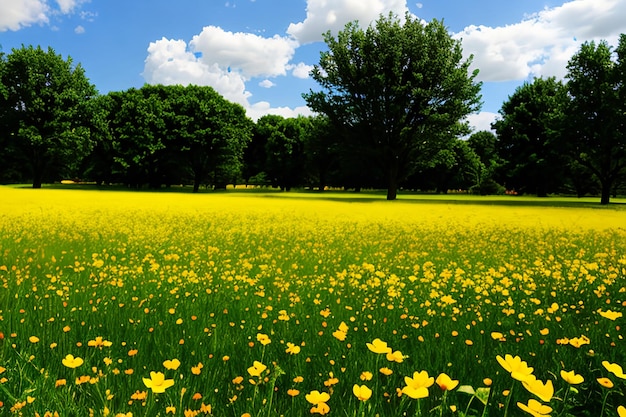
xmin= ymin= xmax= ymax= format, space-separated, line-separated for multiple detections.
xmin=1 ymin=14 xmax=625 ymax=203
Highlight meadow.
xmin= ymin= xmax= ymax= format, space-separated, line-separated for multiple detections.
xmin=0 ymin=186 xmax=624 ymax=417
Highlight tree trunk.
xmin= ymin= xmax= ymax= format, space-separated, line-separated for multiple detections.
xmin=600 ymin=179 xmax=611 ymax=205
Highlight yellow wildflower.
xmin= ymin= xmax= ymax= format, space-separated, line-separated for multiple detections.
xmin=62 ymin=354 xmax=84 ymax=369
xmin=402 ymin=370 xmax=434 ymax=399
xmin=366 ymin=338 xmax=392 ymax=354
xmin=602 ymin=361 xmax=626 ymax=379
xmin=522 ymin=376 xmax=554 ymax=402
xmin=352 ymin=384 xmax=372 ymax=401
xmin=560 ymin=370 xmax=584 ymax=385
xmin=142 ymin=371 xmax=174 ymax=393
xmin=435 ymin=373 xmax=459 ymax=391
xmin=496 ymin=354 xmax=534 ymax=381
xmin=517 ymin=398 xmax=552 ymax=417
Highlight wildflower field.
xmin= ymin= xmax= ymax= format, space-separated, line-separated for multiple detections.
xmin=0 ymin=186 xmax=625 ymax=417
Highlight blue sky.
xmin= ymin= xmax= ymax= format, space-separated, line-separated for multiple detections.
xmin=2 ymin=0 xmax=625 ymax=132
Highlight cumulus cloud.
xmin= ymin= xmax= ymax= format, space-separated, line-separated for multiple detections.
xmin=74 ymin=24 xmax=84 ymax=34
xmin=288 ymin=62 xmax=314 ymax=79
xmin=455 ymin=0 xmax=626 ymax=82
xmin=189 ymin=26 xmax=298 ymax=79
xmin=466 ymin=112 xmax=498 ymax=134
xmin=287 ymin=0 xmax=408 ymax=44
xmin=0 ymin=0 xmax=49 ymax=31
xmin=0 ymin=0 xmax=87 ymax=32
xmin=259 ymin=79 xmax=275 ymax=88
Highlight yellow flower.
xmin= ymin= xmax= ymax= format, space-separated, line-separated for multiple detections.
xmin=191 ymin=362 xmax=203 ymax=375
xmin=597 ymin=377 xmax=614 ymax=389
xmin=602 ymin=361 xmax=626 ymax=379
xmin=142 ymin=371 xmax=175 ymax=393
xmin=256 ymin=333 xmax=271 ymax=346
xmin=166 ymin=406 xmax=176 ymax=414
xmin=496 ymin=354 xmax=534 ymax=381
xmin=522 ymin=376 xmax=554 ymax=402
xmin=491 ymin=332 xmax=504 ymax=340
xmin=287 ymin=388 xmax=300 ymax=397
xmin=379 ymin=367 xmax=393 ymax=376
xmin=62 ymin=354 xmax=84 ymax=369
xmin=517 ymin=398 xmax=553 ymax=417
xmin=598 ymin=309 xmax=623 ymax=320
xmin=286 ymin=342 xmax=301 ymax=355
xmin=247 ymin=361 xmax=267 ymax=377
xmin=366 ymin=338 xmax=392 ymax=354
xmin=360 ymin=371 xmax=373 ymax=381
xmin=560 ymin=370 xmax=584 ymax=385
xmin=617 ymin=405 xmax=626 ymax=417
xmin=305 ymin=390 xmax=330 ymax=405
xmin=402 ymin=370 xmax=434 ymax=399
xmin=568 ymin=335 xmax=590 ymax=348
xmin=386 ymin=350 xmax=404 ymax=363
xmin=310 ymin=402 xmax=330 ymax=415
xmin=332 ymin=330 xmax=347 ymax=341
xmin=55 ymin=379 xmax=67 ymax=388
xmin=163 ymin=359 xmax=181 ymax=370
xmin=435 ymin=373 xmax=459 ymax=391
xmin=29 ymin=336 xmax=40 ymax=343
xmin=352 ymin=384 xmax=372 ymax=401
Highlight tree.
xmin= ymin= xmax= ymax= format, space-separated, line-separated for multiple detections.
xmin=304 ymin=13 xmax=482 ymax=200
xmin=466 ymin=130 xmax=504 ymax=195
xmin=492 ymin=77 xmax=568 ymax=196
xmin=0 ymin=45 xmax=98 ymax=187
xmin=565 ymin=35 xmax=626 ymax=205
xmin=257 ymin=115 xmax=308 ymax=191
xmin=303 ymin=115 xmax=340 ymax=191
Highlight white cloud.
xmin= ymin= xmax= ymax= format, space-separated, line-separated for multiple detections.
xmin=74 ymin=25 xmax=84 ymax=34
xmin=455 ymin=0 xmax=626 ymax=82
xmin=466 ymin=112 xmax=498 ymax=134
xmin=287 ymin=0 xmax=408 ymax=44
xmin=0 ymin=0 xmax=87 ymax=31
xmin=259 ymin=79 xmax=275 ymax=88
xmin=0 ymin=0 xmax=49 ymax=31
xmin=288 ymin=62 xmax=314 ymax=79
xmin=247 ymin=102 xmax=315 ymax=121
xmin=189 ymin=25 xmax=297 ymax=79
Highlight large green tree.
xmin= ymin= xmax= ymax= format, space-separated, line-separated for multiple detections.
xmin=0 ymin=45 xmax=98 ymax=187
xmin=304 ymin=13 xmax=482 ymax=200
xmin=565 ymin=35 xmax=626 ymax=204
xmin=493 ymin=77 xmax=568 ymax=196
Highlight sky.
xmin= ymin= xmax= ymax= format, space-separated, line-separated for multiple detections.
xmin=1 ymin=0 xmax=625 ymax=133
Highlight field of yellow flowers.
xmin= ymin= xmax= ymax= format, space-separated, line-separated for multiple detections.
xmin=0 ymin=186 xmax=625 ymax=417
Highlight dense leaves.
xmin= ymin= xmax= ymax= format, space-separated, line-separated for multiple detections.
xmin=304 ymin=13 xmax=482 ymax=200
xmin=0 ymin=46 xmax=98 ymax=187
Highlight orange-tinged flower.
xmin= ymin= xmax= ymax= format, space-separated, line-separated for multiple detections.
xmin=568 ymin=335 xmax=590 ymax=348
xmin=360 ymin=371 xmax=373 ymax=381
xmin=286 ymin=342 xmax=301 ymax=355
xmin=379 ymin=367 xmax=393 ymax=376
xmin=287 ymin=389 xmax=300 ymax=397
xmin=310 ymin=402 xmax=330 ymax=415
xmin=560 ymin=370 xmax=584 ymax=385
xmin=517 ymin=398 xmax=552 ymax=417
xmin=352 ymin=384 xmax=372 ymax=401
xmin=386 ymin=350 xmax=404 ymax=363
xmin=247 ymin=361 xmax=267 ymax=377
xmin=436 ymin=373 xmax=459 ymax=391
xmin=232 ymin=376 xmax=244 ymax=384
xmin=522 ymin=376 xmax=554 ymax=402
xmin=62 ymin=354 xmax=84 ymax=369
xmin=366 ymin=338 xmax=392 ymax=354
xmin=496 ymin=354 xmax=534 ymax=381
xmin=598 ymin=309 xmax=623 ymax=321
xmin=305 ymin=390 xmax=330 ymax=405
xmin=55 ymin=379 xmax=67 ymax=388
xmin=597 ymin=377 xmax=614 ymax=388
xmin=166 ymin=406 xmax=176 ymax=414
xmin=143 ymin=371 xmax=174 ymax=393
xmin=191 ymin=363 xmax=203 ymax=375
xmin=163 ymin=359 xmax=181 ymax=370
xmin=602 ymin=361 xmax=626 ymax=379
xmin=402 ymin=370 xmax=434 ymax=399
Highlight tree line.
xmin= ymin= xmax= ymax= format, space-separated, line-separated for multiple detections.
xmin=1 ymin=14 xmax=625 ymax=203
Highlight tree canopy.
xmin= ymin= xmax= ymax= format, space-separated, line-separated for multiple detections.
xmin=304 ymin=13 xmax=482 ymax=200
xmin=565 ymin=35 xmax=626 ymax=204
xmin=0 ymin=45 xmax=98 ymax=187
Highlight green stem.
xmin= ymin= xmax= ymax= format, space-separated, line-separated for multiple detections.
xmin=557 ymin=386 xmax=570 ymax=417
xmin=503 ymin=382 xmax=514 ymax=417
xmin=600 ymin=390 xmax=611 ymax=417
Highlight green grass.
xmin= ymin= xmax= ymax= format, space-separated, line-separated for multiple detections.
xmin=0 ymin=186 xmax=624 ymax=416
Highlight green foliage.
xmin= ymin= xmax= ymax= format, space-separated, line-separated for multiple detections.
xmin=565 ymin=35 xmax=626 ymax=204
xmin=0 ymin=45 xmax=98 ymax=187
xmin=304 ymin=13 xmax=482 ymax=200
xmin=492 ymin=77 xmax=568 ymax=196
